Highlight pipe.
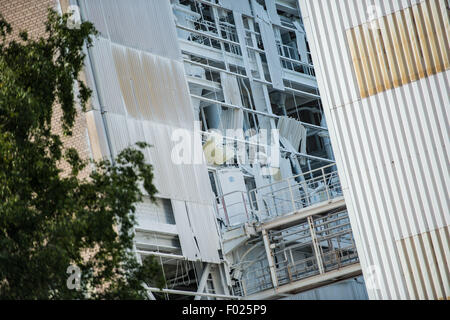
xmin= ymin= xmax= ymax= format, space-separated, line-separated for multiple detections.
xmin=146 ymin=287 xmax=240 ymax=300
xmin=77 ymin=0 xmax=115 ymax=165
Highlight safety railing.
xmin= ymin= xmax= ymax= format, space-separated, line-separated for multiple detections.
xmin=251 ymin=163 xmax=342 ymax=221
xmin=276 ymin=42 xmax=316 ymax=76
xmin=177 ymin=16 xmax=242 ymax=55
xmin=214 ymin=190 xmax=252 ymax=227
xmin=214 ymin=163 xmax=342 ymax=228
xmin=231 ymin=210 xmax=359 ymax=297
xmin=231 ymin=256 xmax=273 ymax=296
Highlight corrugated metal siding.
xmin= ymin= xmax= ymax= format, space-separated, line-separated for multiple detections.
xmin=299 ymin=0 xmax=449 ymax=299
xmin=79 ymin=0 xmax=181 ymax=60
xmin=79 ymin=0 xmax=221 ymax=263
xmin=346 ymin=0 xmax=449 ymax=98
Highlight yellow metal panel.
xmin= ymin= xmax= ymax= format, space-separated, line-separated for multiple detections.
xmin=346 ymin=28 xmax=369 ymax=98
xmin=403 ymin=7 xmax=427 ymax=79
xmin=112 ymin=46 xmax=139 ymax=118
xmin=397 ymin=9 xmax=420 ymax=82
xmin=412 ymin=4 xmax=435 ymax=76
xmin=390 ymin=12 xmax=412 ymax=85
xmin=430 ymin=0 xmax=449 ymax=70
xmin=346 ymin=0 xmax=449 ymax=98
xmin=379 ymin=15 xmax=402 ymax=88
xmin=363 ymin=26 xmax=386 ymax=94
xmin=373 ymin=27 xmax=393 ymax=91
xmin=422 ymin=0 xmax=445 ymax=74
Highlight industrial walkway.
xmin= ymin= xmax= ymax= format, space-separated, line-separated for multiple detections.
xmin=215 ymin=164 xmax=362 ymax=299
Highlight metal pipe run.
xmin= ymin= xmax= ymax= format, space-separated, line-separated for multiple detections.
xmin=146 ymin=287 xmax=240 ymax=300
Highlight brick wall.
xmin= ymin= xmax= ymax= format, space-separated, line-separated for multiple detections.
xmin=0 ymin=0 xmax=92 ymax=178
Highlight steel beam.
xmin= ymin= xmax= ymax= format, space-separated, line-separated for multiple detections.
xmin=262 ymin=228 xmax=279 ymax=288
xmin=257 ymin=197 xmax=346 ymax=231
xmin=243 ymin=263 xmax=362 ymax=300
xmin=147 ymin=287 xmax=239 ymax=300
xmin=194 ymin=263 xmax=212 ymax=300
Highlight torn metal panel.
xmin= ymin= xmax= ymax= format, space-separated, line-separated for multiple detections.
xmin=185 ymin=202 xmax=221 ymax=263
xmin=85 ymin=109 xmax=110 ymax=161
xmin=277 ymin=116 xmax=307 ymax=153
xmin=171 ymin=200 xmax=201 ymax=260
xmin=221 ymin=72 xmax=243 ymax=107
xmin=233 ymin=11 xmax=254 ymax=82
xmin=258 ymin=18 xmax=284 ymax=90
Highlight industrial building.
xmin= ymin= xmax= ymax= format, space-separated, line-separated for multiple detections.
xmin=2 ymin=0 xmax=446 ymax=300
xmin=299 ymin=0 xmax=449 ymax=300
xmin=73 ymin=0 xmax=369 ymax=300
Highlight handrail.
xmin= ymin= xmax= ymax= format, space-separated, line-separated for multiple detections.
xmin=213 ymin=164 xmax=341 ymax=228
xmin=249 ymin=163 xmax=336 ymax=193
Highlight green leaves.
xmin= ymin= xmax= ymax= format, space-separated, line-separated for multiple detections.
xmin=0 ymin=10 xmax=162 ymax=299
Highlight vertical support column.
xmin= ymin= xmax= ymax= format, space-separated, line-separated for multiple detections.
xmin=211 ymin=6 xmax=230 ymax=72
xmin=222 ymin=196 xmax=230 ymax=226
xmin=322 ymin=167 xmax=330 ymax=201
xmin=241 ymin=192 xmax=250 ymax=222
xmin=194 ymin=263 xmax=212 ymax=300
xmin=307 ymin=216 xmax=325 ymax=274
xmin=262 ymin=228 xmax=278 ymax=288
xmin=287 ymin=178 xmax=296 ymax=212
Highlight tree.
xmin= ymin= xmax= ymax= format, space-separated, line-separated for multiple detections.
xmin=0 ymin=10 xmax=164 ymax=299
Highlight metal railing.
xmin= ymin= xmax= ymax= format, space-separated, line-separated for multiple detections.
xmin=231 ymin=256 xmax=273 ymax=296
xmin=231 ymin=210 xmax=359 ymax=296
xmin=214 ymin=163 xmax=342 ymax=228
xmin=276 ymin=42 xmax=316 ymax=76
xmin=177 ymin=16 xmax=242 ymax=55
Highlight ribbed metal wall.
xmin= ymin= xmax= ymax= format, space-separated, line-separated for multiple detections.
xmin=78 ymin=0 xmax=221 ymax=263
xmin=299 ymin=0 xmax=449 ymax=299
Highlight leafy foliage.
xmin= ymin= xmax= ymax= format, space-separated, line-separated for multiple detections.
xmin=0 ymin=10 xmax=164 ymax=299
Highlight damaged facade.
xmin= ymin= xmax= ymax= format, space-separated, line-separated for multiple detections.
xmin=2 ymin=0 xmax=447 ymax=301
xmin=74 ymin=0 xmax=366 ymax=300
xmin=73 ymin=0 xmax=366 ymax=300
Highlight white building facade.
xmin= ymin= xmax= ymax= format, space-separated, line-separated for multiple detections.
xmin=75 ymin=0 xmax=368 ymax=300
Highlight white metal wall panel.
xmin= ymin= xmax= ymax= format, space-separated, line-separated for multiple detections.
xmin=80 ymin=0 xmax=181 ymax=61
xmin=300 ymin=0 xmax=449 ymax=300
xmin=171 ymin=200 xmax=221 ymax=263
xmin=185 ymin=202 xmax=221 ymax=263
xmin=171 ymin=200 xmax=201 ymax=260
